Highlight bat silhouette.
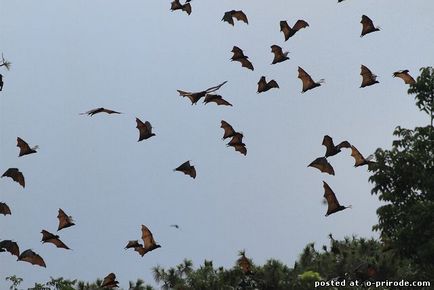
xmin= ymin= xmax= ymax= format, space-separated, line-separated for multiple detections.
xmin=271 ymin=45 xmax=289 ymax=64
xmin=361 ymin=15 xmax=380 ymax=37
xmin=17 ymin=137 xmax=38 ymax=157
xmin=170 ymin=224 xmax=180 ymax=229
xmin=0 ymin=202 xmax=11 ymax=215
xmin=322 ymin=135 xmax=351 ymax=157
xmin=360 ymin=65 xmax=379 ymax=88
xmin=221 ymin=120 xmax=236 ymax=140
xmin=134 ymin=225 xmax=161 ymax=257
xmin=17 ymin=249 xmax=46 ymax=267
xmin=170 ymin=0 xmax=191 ymax=15
xmin=177 ymin=81 xmax=227 ymax=105
xmin=280 ymin=20 xmax=309 ymax=41
xmin=41 ymin=230 xmax=70 ymax=250
xmin=136 ymin=118 xmax=155 ymax=141
xmin=174 ymin=161 xmax=196 ymax=179
xmin=351 ymin=145 xmax=375 ymax=167
xmin=101 ymin=273 xmax=119 ymax=288
xmin=323 ymin=181 xmax=350 ymax=216
xmin=0 ymin=74 xmax=3 ymax=91
xmin=57 ymin=208 xmax=75 ymax=231
xmin=222 ymin=10 xmax=248 ymax=26
xmin=298 ymin=67 xmax=324 ymax=93
xmin=393 ymin=70 xmax=416 ymax=85
xmin=308 ymin=157 xmax=335 ymax=175
xmin=231 ymin=46 xmax=254 ymax=71
xmin=257 ymin=76 xmax=279 ymax=93
xmin=0 ymin=53 xmax=11 ymax=70
xmin=0 ymin=240 xmax=19 ymax=257
xmin=203 ymin=94 xmax=232 ymax=106
xmin=238 ymin=252 xmax=253 ymax=275
xmin=81 ymin=107 xmax=121 ymax=116
xmin=1 ymin=168 xmax=25 ymax=188
xmin=125 ymin=240 xmax=143 ymax=249
xmin=227 ymin=132 xmax=247 ymax=156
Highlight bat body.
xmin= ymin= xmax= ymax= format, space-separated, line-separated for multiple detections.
xmin=170 ymin=0 xmax=191 ymax=15
xmin=81 ymin=107 xmax=121 ymax=116
xmin=222 ymin=10 xmax=248 ymax=26
xmin=0 ymin=202 xmax=11 ymax=215
xmin=257 ymin=76 xmax=279 ymax=93
xmin=322 ymin=135 xmax=351 ymax=157
xmin=323 ymin=181 xmax=350 ymax=216
xmin=221 ymin=120 xmax=236 ymax=140
xmin=0 ymin=240 xmax=19 ymax=257
xmin=203 ymin=94 xmax=232 ymax=106
xmin=174 ymin=161 xmax=196 ymax=178
xmin=41 ymin=230 xmax=70 ymax=250
xmin=17 ymin=137 xmax=38 ymax=157
xmin=298 ymin=67 xmax=324 ymax=93
xmin=393 ymin=70 xmax=416 ymax=85
xmin=136 ymin=118 xmax=155 ymax=141
xmin=361 ymin=15 xmax=380 ymax=37
xmin=101 ymin=273 xmax=119 ymax=288
xmin=271 ymin=45 xmax=289 ymax=64
xmin=2 ymin=168 xmax=25 ymax=188
xmin=280 ymin=20 xmax=309 ymax=41
xmin=231 ymin=46 xmax=254 ymax=71
xmin=360 ymin=65 xmax=379 ymax=88
xmin=178 ymin=81 xmax=227 ymax=105
xmin=351 ymin=145 xmax=374 ymax=167
xmin=18 ymin=249 xmax=46 ymax=267
xmin=57 ymin=208 xmax=75 ymax=231
xmin=308 ymin=157 xmax=335 ymax=175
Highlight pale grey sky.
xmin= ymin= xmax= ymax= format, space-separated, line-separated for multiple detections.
xmin=1 ymin=0 xmax=433 ymax=288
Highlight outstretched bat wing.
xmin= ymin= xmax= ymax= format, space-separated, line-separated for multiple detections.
xmin=221 ymin=121 xmax=236 ymax=139
xmin=0 ymin=202 xmax=11 ymax=215
xmin=1 ymin=168 xmax=25 ymax=188
xmin=0 ymin=240 xmax=19 ymax=257
xmin=308 ymin=157 xmax=335 ymax=175
xmin=293 ymin=19 xmax=309 ymax=32
xmin=232 ymin=10 xmax=248 ymax=24
xmin=18 ymin=249 xmax=46 ymax=267
xmin=57 ymin=208 xmax=75 ymax=231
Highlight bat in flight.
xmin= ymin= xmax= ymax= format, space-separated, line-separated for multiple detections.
xmin=238 ymin=251 xmax=253 ymax=275
xmin=174 ymin=161 xmax=196 ymax=179
xmin=133 ymin=225 xmax=162 ymax=257
xmin=17 ymin=137 xmax=38 ymax=157
xmin=203 ymin=94 xmax=232 ymax=106
xmin=101 ymin=273 xmax=119 ymax=288
xmin=0 ymin=240 xmax=19 ymax=257
xmin=308 ymin=157 xmax=335 ymax=175
xmin=360 ymin=65 xmax=379 ymax=88
xmin=322 ymin=135 xmax=351 ymax=157
xmin=41 ymin=230 xmax=70 ymax=250
xmin=57 ymin=208 xmax=75 ymax=231
xmin=231 ymin=46 xmax=254 ymax=71
xmin=0 ymin=202 xmax=11 ymax=215
xmin=351 ymin=145 xmax=375 ymax=167
xmin=0 ymin=53 xmax=12 ymax=70
xmin=257 ymin=76 xmax=279 ymax=93
xmin=80 ymin=107 xmax=121 ymax=116
xmin=221 ymin=120 xmax=236 ymax=140
xmin=136 ymin=118 xmax=155 ymax=141
xmin=170 ymin=0 xmax=191 ymax=15
xmin=222 ymin=10 xmax=248 ymax=26
xmin=298 ymin=67 xmax=324 ymax=93
xmin=227 ymin=132 xmax=247 ymax=156
xmin=18 ymin=249 xmax=46 ymax=267
xmin=170 ymin=224 xmax=180 ymax=229
xmin=323 ymin=181 xmax=351 ymax=216
xmin=280 ymin=20 xmax=309 ymax=41
xmin=0 ymin=74 xmax=3 ymax=91
xmin=271 ymin=45 xmax=289 ymax=64
xmin=393 ymin=70 xmax=416 ymax=85
xmin=360 ymin=15 xmax=380 ymax=37
xmin=1 ymin=168 xmax=25 ymax=188
xmin=177 ymin=81 xmax=227 ymax=105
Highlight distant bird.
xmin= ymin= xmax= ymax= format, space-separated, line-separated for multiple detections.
xmin=351 ymin=145 xmax=374 ymax=167
xmin=177 ymin=81 xmax=227 ymax=105
xmin=280 ymin=20 xmax=309 ymax=41
xmin=257 ymin=76 xmax=279 ymax=93
xmin=308 ymin=157 xmax=335 ymax=175
xmin=0 ymin=53 xmax=11 ymax=70
xmin=134 ymin=225 xmax=161 ymax=257
xmin=17 ymin=137 xmax=38 ymax=157
xmin=323 ymin=181 xmax=350 ymax=216
xmin=322 ymin=135 xmax=351 ymax=157
xmin=41 ymin=230 xmax=70 ymax=250
xmin=57 ymin=209 xmax=75 ymax=231
xmin=0 ymin=74 xmax=3 ymax=91
xmin=170 ymin=224 xmax=180 ymax=229
xmin=393 ymin=70 xmax=416 ymax=85
xmin=221 ymin=120 xmax=236 ymax=140
xmin=0 ymin=240 xmax=19 ymax=257
xmin=338 ymin=0 xmax=345 ymax=2
xmin=360 ymin=65 xmax=379 ymax=88
xmin=0 ymin=202 xmax=11 ymax=215
xmin=203 ymin=94 xmax=232 ymax=106
xmin=174 ymin=161 xmax=196 ymax=179
xmin=17 ymin=249 xmax=46 ymax=267
xmin=227 ymin=132 xmax=247 ymax=156
xmin=231 ymin=46 xmax=254 ymax=71
xmin=237 ymin=251 xmax=253 ymax=275
xmin=298 ymin=67 xmax=324 ymax=93
xmin=101 ymin=273 xmax=119 ymax=288
xmin=1 ymin=168 xmax=25 ymax=188
xmin=124 ymin=240 xmax=143 ymax=249
xmin=136 ymin=118 xmax=155 ymax=141
xmin=271 ymin=45 xmax=289 ymax=64
xmin=222 ymin=10 xmax=248 ymax=26
xmin=170 ymin=0 xmax=191 ymax=15
xmin=360 ymin=15 xmax=380 ymax=37
xmin=80 ymin=107 xmax=121 ymax=116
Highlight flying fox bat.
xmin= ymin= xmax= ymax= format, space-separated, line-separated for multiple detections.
xmin=80 ymin=107 xmax=121 ymax=116
xmin=322 ymin=135 xmax=351 ymax=157
xmin=17 ymin=137 xmax=38 ymax=157
xmin=221 ymin=120 xmax=236 ymax=140
xmin=323 ymin=181 xmax=350 ymax=216
xmin=222 ymin=10 xmax=248 ymax=26
xmin=136 ymin=118 xmax=155 ymax=141
xmin=360 ymin=65 xmax=379 ymax=88
xmin=271 ymin=45 xmax=289 ymax=64
xmin=174 ymin=161 xmax=196 ymax=179
xmin=177 ymin=81 xmax=227 ymax=105
xmin=41 ymin=230 xmax=70 ymax=250
xmin=227 ymin=133 xmax=247 ymax=156
xmin=0 ymin=202 xmax=11 ymax=215
xmin=170 ymin=0 xmax=191 ymax=15
xmin=203 ymin=94 xmax=232 ymax=106
xmin=231 ymin=46 xmax=254 ymax=71
xmin=257 ymin=76 xmax=279 ymax=93
xmin=1 ymin=168 xmax=25 ymax=188
xmin=298 ymin=67 xmax=324 ymax=93
xmin=57 ymin=208 xmax=75 ymax=231
xmin=0 ymin=240 xmax=19 ymax=257
xmin=0 ymin=53 xmax=11 ymax=70
xmin=361 ymin=15 xmax=380 ymax=37
xmin=238 ymin=252 xmax=253 ymax=275
xmin=393 ymin=70 xmax=416 ymax=85
xmin=133 ymin=225 xmax=161 ymax=257
xmin=17 ymin=249 xmax=46 ymax=267
xmin=101 ymin=273 xmax=119 ymax=288
xmin=170 ymin=224 xmax=180 ymax=229
xmin=351 ymin=145 xmax=375 ymax=167
xmin=280 ymin=20 xmax=309 ymax=41
xmin=308 ymin=157 xmax=335 ymax=175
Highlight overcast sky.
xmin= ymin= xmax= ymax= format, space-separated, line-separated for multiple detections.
xmin=1 ymin=0 xmax=434 ymax=289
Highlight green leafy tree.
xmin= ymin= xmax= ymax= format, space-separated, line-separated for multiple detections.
xmin=5 ymin=275 xmax=23 ymax=290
